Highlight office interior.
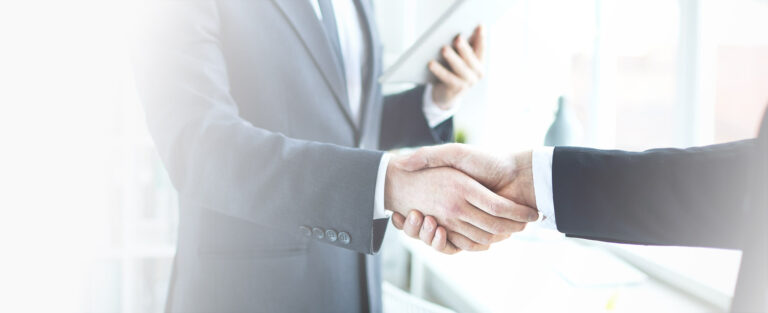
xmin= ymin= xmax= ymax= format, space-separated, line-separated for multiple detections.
xmin=1 ymin=0 xmax=767 ymax=312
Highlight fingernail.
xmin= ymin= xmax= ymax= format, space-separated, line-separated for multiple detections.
xmin=528 ymin=211 xmax=539 ymax=222
xmin=409 ymin=212 xmax=419 ymax=225
xmin=422 ymin=219 xmax=433 ymax=232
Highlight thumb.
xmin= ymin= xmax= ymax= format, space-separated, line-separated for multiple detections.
xmin=393 ymin=144 xmax=465 ymax=172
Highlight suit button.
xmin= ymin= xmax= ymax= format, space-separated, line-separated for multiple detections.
xmin=338 ymin=232 xmax=351 ymax=245
xmin=325 ymin=229 xmax=338 ymax=242
xmin=299 ymin=226 xmax=312 ymax=237
xmin=312 ymin=227 xmax=325 ymax=239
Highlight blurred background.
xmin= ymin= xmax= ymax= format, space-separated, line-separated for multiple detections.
xmin=0 ymin=0 xmax=766 ymax=312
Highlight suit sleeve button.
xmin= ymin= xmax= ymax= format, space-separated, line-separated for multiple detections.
xmin=312 ymin=227 xmax=325 ymax=239
xmin=299 ymin=226 xmax=312 ymax=237
xmin=338 ymin=232 xmax=350 ymax=245
xmin=325 ymin=229 xmax=338 ymax=242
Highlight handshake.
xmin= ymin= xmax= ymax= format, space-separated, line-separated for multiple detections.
xmin=384 ymin=143 xmax=539 ymax=254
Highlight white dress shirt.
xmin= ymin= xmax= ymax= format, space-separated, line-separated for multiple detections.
xmin=309 ymin=0 xmax=458 ymax=219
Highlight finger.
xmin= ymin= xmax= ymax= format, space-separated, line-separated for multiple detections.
xmin=465 ymin=181 xmax=539 ymax=222
xmin=454 ymin=35 xmax=484 ymax=77
xmin=447 ymin=231 xmax=490 ymax=252
xmin=441 ymin=45 xmax=479 ymax=84
xmin=419 ymin=216 xmax=438 ymax=244
xmin=429 ymin=60 xmax=465 ymax=91
xmin=431 ymin=226 xmax=447 ymax=250
xmin=460 ymin=198 xmax=528 ymax=235
xmin=391 ymin=212 xmax=406 ymax=230
xmin=469 ymin=25 xmax=485 ymax=62
xmin=491 ymin=233 xmax=512 ymax=244
xmin=393 ymin=144 xmax=466 ymax=172
xmin=452 ymin=202 xmax=495 ymax=245
xmin=403 ymin=210 xmax=424 ymax=239
xmin=433 ymin=226 xmax=461 ymax=254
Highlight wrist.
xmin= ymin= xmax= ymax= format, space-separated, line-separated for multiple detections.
xmin=510 ymin=151 xmax=536 ymax=208
xmin=431 ymin=84 xmax=458 ymax=110
xmin=384 ymin=161 xmax=399 ymax=213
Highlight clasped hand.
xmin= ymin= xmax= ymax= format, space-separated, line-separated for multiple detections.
xmin=384 ymin=144 xmax=538 ymax=254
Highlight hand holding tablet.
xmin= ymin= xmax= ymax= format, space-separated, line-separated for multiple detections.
xmin=379 ymin=0 xmax=514 ymax=85
xmin=428 ymin=26 xmax=485 ymax=108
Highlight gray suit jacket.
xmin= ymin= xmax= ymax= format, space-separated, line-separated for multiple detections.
xmin=135 ymin=1 xmax=452 ymax=312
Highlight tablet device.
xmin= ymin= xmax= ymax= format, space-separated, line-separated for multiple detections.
xmin=379 ymin=0 xmax=514 ymax=84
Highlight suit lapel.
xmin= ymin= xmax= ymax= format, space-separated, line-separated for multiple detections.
xmin=271 ymin=0 xmax=355 ymax=129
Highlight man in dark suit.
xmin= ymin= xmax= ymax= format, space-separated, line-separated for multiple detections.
xmin=391 ymin=108 xmax=768 ymax=311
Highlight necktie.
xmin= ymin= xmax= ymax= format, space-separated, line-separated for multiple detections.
xmin=317 ymin=0 xmax=346 ymax=83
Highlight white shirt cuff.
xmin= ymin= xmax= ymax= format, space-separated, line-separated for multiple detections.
xmin=532 ymin=147 xmax=557 ymax=230
xmin=422 ymin=84 xmax=460 ymax=128
xmin=373 ymin=153 xmax=391 ymax=220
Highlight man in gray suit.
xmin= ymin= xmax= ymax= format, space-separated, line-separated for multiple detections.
xmin=135 ymin=0 xmax=538 ymax=312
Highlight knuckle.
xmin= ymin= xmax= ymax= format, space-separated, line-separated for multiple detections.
xmin=446 ymin=204 xmax=461 ymax=216
xmin=446 ymin=204 xmax=464 ymax=221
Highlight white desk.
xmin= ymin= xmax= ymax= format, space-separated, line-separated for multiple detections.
xmin=399 ymin=227 xmax=719 ymax=313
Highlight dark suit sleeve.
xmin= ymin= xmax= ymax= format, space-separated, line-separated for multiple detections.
xmin=379 ymin=85 xmax=453 ymax=150
xmin=552 ymin=140 xmax=756 ymax=249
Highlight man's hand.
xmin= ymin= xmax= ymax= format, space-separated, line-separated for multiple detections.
xmin=390 ymin=144 xmax=538 ymax=252
xmin=430 ymin=25 xmax=485 ymax=108
xmin=385 ymin=155 xmax=538 ymax=253
xmin=392 ymin=210 xmax=463 ymax=255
